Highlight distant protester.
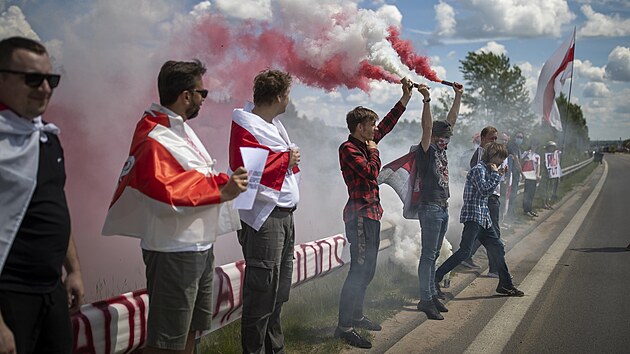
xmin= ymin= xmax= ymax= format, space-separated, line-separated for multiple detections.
xmin=543 ymin=141 xmax=562 ymax=209
xmin=435 ymin=142 xmax=525 ymax=298
xmin=335 ymin=77 xmax=414 ymax=349
xmin=505 ymin=131 xmax=525 ymax=222
xmin=521 ymin=142 xmax=542 ymax=217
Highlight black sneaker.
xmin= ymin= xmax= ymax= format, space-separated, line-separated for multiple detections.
xmin=353 ymin=316 xmax=382 ymax=331
xmin=334 ymin=327 xmax=372 ymax=349
xmin=417 ymin=300 xmax=444 ymax=320
xmin=435 ymin=281 xmax=446 ymax=300
xmin=432 ymin=296 xmax=448 ymax=313
xmin=496 ymin=285 xmax=525 ymax=297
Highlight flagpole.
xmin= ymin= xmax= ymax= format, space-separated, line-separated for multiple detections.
xmin=560 ymin=27 xmax=576 ymax=154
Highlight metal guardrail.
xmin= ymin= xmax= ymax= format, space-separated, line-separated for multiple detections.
xmin=517 ymin=157 xmax=594 ymax=193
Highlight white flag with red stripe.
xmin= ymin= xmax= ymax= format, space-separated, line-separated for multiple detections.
xmin=102 ymin=104 xmax=240 ymax=252
xmin=533 ymin=29 xmax=575 ymax=131
xmin=377 ymin=145 xmax=422 ymax=219
xmin=229 ymin=102 xmax=300 ymax=231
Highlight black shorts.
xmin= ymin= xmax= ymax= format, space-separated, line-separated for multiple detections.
xmin=0 ymin=282 xmax=72 ymax=354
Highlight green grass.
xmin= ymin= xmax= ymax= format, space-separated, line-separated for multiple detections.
xmin=200 ymin=260 xmax=417 ymax=353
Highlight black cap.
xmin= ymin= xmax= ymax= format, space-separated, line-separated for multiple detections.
xmin=432 ymin=121 xmax=453 ymax=137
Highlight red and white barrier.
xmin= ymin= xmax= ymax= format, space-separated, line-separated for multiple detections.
xmin=72 ymin=234 xmax=347 ymax=353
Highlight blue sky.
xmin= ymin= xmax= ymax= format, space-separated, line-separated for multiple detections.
xmin=1 ymin=0 xmax=628 ymax=140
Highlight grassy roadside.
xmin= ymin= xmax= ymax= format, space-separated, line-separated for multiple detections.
xmin=200 ymin=162 xmax=599 ymax=353
xmin=200 ymin=260 xmax=417 ymax=353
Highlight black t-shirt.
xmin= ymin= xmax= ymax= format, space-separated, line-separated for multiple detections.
xmin=0 ymin=133 xmax=71 ymax=293
xmin=416 ymin=144 xmax=450 ymax=202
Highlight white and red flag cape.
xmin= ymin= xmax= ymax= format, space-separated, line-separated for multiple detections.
xmin=377 ymin=145 xmax=422 ymax=219
xmin=533 ymin=29 xmax=575 ymax=131
xmin=102 ymin=104 xmax=240 ymax=252
xmin=229 ymin=102 xmax=301 ymax=231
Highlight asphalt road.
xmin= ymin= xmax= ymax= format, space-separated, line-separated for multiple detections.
xmin=505 ymin=153 xmax=630 ymax=354
xmin=344 ymin=154 xmax=630 ymax=354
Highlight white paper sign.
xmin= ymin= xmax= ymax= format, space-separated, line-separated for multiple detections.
xmin=233 ymin=147 xmax=269 ymax=210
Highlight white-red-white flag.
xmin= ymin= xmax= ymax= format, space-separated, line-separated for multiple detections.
xmin=533 ymin=29 xmax=575 ymax=131
xmin=102 ymin=105 xmax=240 ymax=251
xmin=229 ymin=102 xmax=301 ymax=231
xmin=377 ymin=145 xmax=422 ymax=219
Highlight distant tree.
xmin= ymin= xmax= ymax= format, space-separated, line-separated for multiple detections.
xmin=459 ymin=52 xmax=536 ymax=134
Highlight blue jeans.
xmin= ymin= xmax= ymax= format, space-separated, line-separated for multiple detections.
xmin=436 ymin=221 xmax=513 ymax=288
xmin=417 ymin=203 xmax=449 ymax=301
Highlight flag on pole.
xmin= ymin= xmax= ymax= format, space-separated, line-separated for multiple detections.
xmin=532 ymin=29 xmax=575 ymax=131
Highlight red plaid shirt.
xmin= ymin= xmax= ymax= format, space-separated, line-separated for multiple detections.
xmin=339 ymin=101 xmax=406 ymax=222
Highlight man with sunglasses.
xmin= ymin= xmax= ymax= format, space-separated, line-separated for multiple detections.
xmin=102 ymin=60 xmax=248 ymax=353
xmin=0 ymin=36 xmax=84 ymax=354
xmin=415 ymin=82 xmax=463 ymax=320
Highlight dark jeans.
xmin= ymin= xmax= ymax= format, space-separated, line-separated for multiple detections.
xmin=417 ymin=203 xmax=449 ymax=301
xmin=545 ymin=177 xmax=559 ymax=204
xmin=523 ymin=179 xmax=538 ymax=213
xmin=468 ymin=195 xmax=500 ymax=273
xmin=0 ymin=282 xmax=72 ymax=354
xmin=338 ymin=217 xmax=380 ymax=328
xmin=238 ymin=209 xmax=295 ymax=354
xmin=507 ymin=172 xmax=521 ymax=218
xmin=436 ymin=221 xmax=513 ymax=288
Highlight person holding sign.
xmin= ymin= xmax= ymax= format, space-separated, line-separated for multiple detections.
xmin=229 ymin=69 xmax=299 ymax=354
xmin=543 ymin=141 xmax=562 ymax=209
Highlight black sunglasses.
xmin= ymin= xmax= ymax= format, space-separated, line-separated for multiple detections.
xmin=189 ymin=89 xmax=208 ymax=99
xmin=0 ymin=69 xmax=61 ymax=88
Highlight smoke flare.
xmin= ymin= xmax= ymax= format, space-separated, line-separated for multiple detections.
xmin=387 ymin=26 xmax=441 ymax=82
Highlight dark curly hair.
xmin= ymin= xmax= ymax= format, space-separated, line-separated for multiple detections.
xmin=253 ymin=69 xmax=292 ymax=106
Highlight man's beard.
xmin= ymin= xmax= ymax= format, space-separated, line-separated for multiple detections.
xmin=186 ymin=105 xmax=200 ymax=120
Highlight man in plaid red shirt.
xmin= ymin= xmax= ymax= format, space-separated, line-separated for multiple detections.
xmin=334 ymin=78 xmax=418 ymax=349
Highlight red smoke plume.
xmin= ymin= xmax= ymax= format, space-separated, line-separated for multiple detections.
xmin=187 ymin=15 xmax=399 ymax=93
xmin=387 ymin=26 xmax=441 ymax=82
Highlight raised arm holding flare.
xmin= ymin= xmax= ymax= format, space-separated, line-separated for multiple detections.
xmin=335 ymin=78 xmax=414 ymax=349
xmin=415 ymin=82 xmax=464 ymax=320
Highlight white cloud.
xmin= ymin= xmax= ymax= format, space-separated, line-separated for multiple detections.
xmin=516 ymin=61 xmax=540 ymax=100
xmin=213 ymin=0 xmax=272 ymax=20
xmin=582 ymin=82 xmax=610 ymax=97
xmin=583 ymin=88 xmax=630 ymax=140
xmin=605 ymin=46 xmax=630 ymax=82
xmin=434 ymin=1 xmax=456 ymax=36
xmin=574 ymin=59 xmax=606 ymax=82
xmin=0 ymin=5 xmax=39 ymax=40
xmin=189 ymin=1 xmax=212 ymax=19
xmin=577 ymin=5 xmax=630 ymax=37
xmin=475 ymin=41 xmax=507 ymax=55
xmin=444 ymin=0 xmax=575 ymax=39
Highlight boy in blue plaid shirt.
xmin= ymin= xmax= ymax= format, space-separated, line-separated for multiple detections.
xmin=435 ymin=142 xmax=525 ymax=297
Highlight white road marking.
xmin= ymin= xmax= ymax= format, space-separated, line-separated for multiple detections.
xmin=464 ymin=162 xmax=609 ymax=354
